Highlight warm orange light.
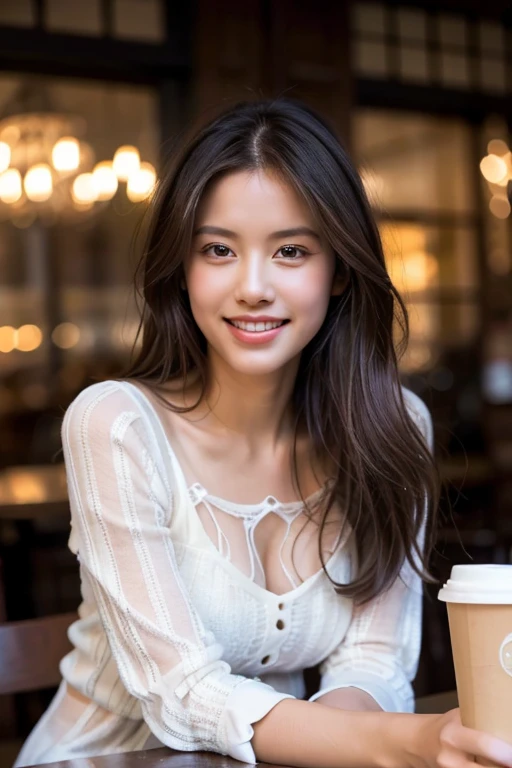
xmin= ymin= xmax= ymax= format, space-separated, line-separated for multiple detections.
xmin=16 ymin=324 xmax=43 ymax=352
xmin=489 ymin=196 xmax=511 ymax=219
xmin=0 ymin=168 xmax=22 ymax=203
xmin=0 ymin=141 xmax=10 ymax=172
xmin=480 ymin=154 xmax=508 ymax=184
xmin=126 ymin=161 xmax=157 ymax=202
xmin=0 ymin=325 xmax=16 ymax=353
xmin=52 ymin=322 xmax=80 ymax=349
xmin=92 ymin=161 xmax=118 ymax=201
xmin=113 ymin=145 xmax=140 ymax=181
xmin=72 ymin=173 xmax=97 ymax=205
xmin=24 ymin=164 xmax=53 ymax=202
xmin=487 ymin=139 xmax=509 ymax=157
xmin=52 ymin=137 xmax=80 ymax=171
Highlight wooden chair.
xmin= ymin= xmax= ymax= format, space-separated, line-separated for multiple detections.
xmin=0 ymin=612 xmax=76 ymax=696
xmin=0 ymin=612 xmax=76 ymax=766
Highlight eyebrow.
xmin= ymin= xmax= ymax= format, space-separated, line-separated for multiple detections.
xmin=193 ymin=225 xmax=321 ymax=241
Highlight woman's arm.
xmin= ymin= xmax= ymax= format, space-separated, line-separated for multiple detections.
xmin=61 ymin=381 xmax=294 ymax=764
xmin=252 ymin=700 xmax=512 ymax=768
xmin=253 ymin=698 xmax=400 ymax=768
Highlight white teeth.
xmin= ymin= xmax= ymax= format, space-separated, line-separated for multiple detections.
xmin=231 ymin=320 xmax=285 ymax=332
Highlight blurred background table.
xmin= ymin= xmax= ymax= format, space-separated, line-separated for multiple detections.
xmin=0 ymin=464 xmax=68 ymax=520
xmin=0 ymin=462 xmax=73 ymax=627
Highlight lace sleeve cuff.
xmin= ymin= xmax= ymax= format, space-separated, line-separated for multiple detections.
xmin=219 ymin=678 xmax=295 ymax=763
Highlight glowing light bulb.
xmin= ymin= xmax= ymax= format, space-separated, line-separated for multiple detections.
xmin=72 ymin=173 xmax=97 ymax=205
xmin=0 ymin=168 xmax=22 ymax=203
xmin=52 ymin=137 xmax=80 ymax=171
xmin=126 ymin=161 xmax=157 ymax=202
xmin=0 ymin=141 xmax=10 ymax=172
xmin=24 ymin=164 xmax=53 ymax=202
xmin=113 ymin=145 xmax=140 ymax=181
xmin=92 ymin=161 xmax=118 ymax=200
xmin=480 ymin=154 xmax=508 ymax=184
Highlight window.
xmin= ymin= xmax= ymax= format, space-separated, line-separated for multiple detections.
xmin=0 ymin=74 xmax=158 ymax=423
xmin=352 ymin=2 xmax=510 ymax=95
xmin=353 ymin=110 xmax=480 ymax=378
xmin=0 ymin=0 xmax=166 ymax=43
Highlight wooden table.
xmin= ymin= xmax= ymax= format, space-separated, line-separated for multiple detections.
xmin=27 ymin=691 xmax=459 ymax=768
xmin=28 ymin=749 xmax=260 ymax=768
xmin=0 ymin=464 xmax=68 ymax=520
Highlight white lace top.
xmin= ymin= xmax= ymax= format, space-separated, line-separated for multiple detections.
xmin=14 ymin=379 xmax=433 ymax=767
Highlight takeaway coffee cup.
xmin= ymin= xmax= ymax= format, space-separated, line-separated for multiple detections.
xmin=438 ymin=564 xmax=512 ymax=747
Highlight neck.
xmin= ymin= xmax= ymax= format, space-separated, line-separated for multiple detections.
xmin=201 ymin=349 xmax=300 ymax=451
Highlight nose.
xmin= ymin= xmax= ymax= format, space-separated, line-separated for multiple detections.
xmin=234 ymin=253 xmax=275 ymax=305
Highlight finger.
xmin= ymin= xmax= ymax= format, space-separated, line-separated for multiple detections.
xmin=449 ymin=725 xmax=512 ymax=768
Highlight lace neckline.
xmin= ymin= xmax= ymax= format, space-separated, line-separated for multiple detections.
xmin=187 ymin=479 xmax=334 ymax=516
xmin=121 ymin=380 xmax=345 ymax=598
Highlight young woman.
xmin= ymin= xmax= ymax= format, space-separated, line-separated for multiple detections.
xmin=15 ymin=99 xmax=512 ymax=768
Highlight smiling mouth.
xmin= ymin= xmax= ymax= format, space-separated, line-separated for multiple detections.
xmin=224 ymin=319 xmax=290 ymax=332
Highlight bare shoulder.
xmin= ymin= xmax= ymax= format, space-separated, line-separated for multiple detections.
xmin=401 ymin=386 xmax=433 ymax=452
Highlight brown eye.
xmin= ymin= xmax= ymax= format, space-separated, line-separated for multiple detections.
xmin=203 ymin=244 xmax=233 ymax=258
xmin=278 ymin=245 xmax=307 ymax=259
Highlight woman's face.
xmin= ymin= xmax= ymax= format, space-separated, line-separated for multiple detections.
xmin=185 ymin=169 xmax=345 ymax=377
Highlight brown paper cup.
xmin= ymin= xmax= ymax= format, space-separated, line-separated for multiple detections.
xmin=438 ymin=565 xmax=512 ymax=753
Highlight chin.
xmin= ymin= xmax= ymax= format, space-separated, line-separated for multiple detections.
xmin=227 ymin=358 xmax=296 ymax=377
xmin=211 ymin=347 xmax=301 ymax=377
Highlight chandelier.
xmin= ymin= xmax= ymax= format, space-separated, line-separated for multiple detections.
xmin=0 ymin=81 xmax=157 ymax=222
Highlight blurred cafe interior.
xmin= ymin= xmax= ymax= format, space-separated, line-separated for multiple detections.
xmin=0 ymin=0 xmax=511 ymax=761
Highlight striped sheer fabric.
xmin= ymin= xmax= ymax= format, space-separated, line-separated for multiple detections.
xmin=14 ymin=380 xmax=433 ymax=767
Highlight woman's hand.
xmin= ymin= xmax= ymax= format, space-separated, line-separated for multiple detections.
xmin=405 ymin=708 xmax=512 ymax=768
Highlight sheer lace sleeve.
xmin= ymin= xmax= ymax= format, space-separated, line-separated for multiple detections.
xmin=62 ymin=381 xmax=293 ymax=763
xmin=309 ymin=389 xmax=434 ymax=713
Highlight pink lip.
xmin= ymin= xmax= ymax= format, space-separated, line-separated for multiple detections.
xmin=224 ymin=320 xmax=287 ymax=345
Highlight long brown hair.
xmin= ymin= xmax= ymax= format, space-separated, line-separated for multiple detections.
xmin=121 ymin=98 xmax=441 ymax=606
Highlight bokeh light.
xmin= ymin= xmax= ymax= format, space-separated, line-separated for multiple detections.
xmin=52 ymin=322 xmax=81 ymax=349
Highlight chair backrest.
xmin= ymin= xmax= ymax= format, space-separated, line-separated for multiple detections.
xmin=0 ymin=612 xmax=76 ymax=695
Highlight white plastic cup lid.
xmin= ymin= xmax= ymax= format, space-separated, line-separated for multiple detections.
xmin=438 ymin=564 xmax=512 ymax=605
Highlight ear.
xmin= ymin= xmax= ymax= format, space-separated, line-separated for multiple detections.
xmin=331 ymin=270 xmax=349 ymax=297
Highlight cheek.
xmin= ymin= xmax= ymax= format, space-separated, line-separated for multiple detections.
xmin=284 ymin=262 xmax=334 ymax=313
xmin=186 ymin=263 xmax=220 ymax=315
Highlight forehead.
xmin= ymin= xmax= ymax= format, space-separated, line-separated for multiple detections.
xmin=194 ymin=169 xmax=314 ymax=226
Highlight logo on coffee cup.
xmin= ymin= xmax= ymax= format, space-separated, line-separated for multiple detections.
xmin=499 ymin=633 xmax=512 ymax=677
